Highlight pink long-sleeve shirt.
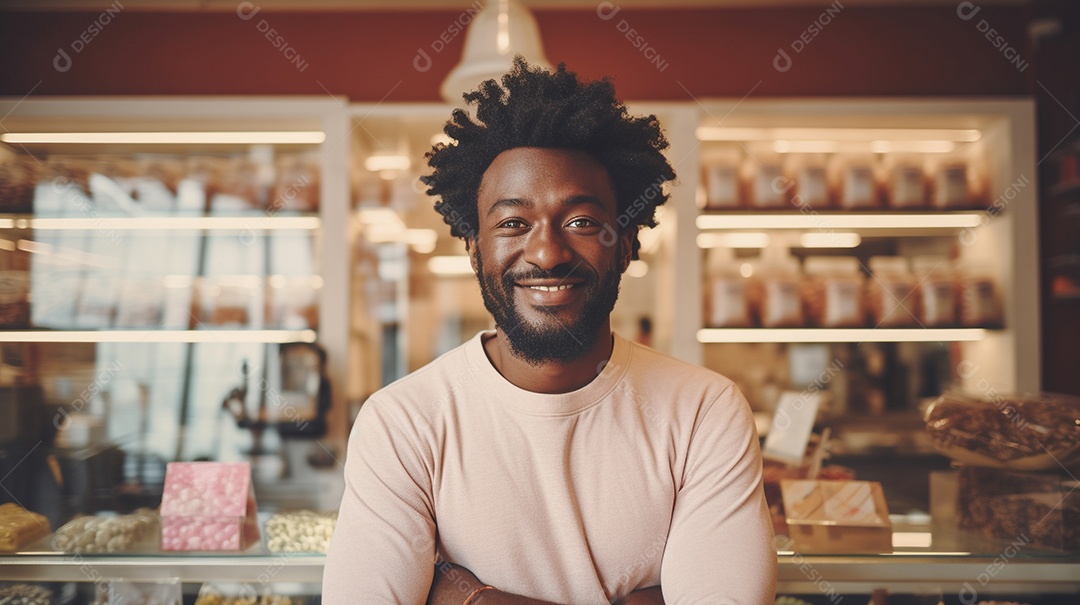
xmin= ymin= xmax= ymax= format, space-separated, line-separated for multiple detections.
xmin=324 ymin=330 xmax=777 ymax=604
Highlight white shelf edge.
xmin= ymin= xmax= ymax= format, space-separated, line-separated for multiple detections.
xmin=0 ymin=330 xmax=317 ymax=344
xmin=695 ymin=212 xmax=985 ymax=231
xmin=0 ymin=217 xmax=321 ymax=231
xmin=697 ymin=328 xmax=988 ymax=343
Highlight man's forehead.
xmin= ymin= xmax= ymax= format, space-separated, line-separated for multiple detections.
xmin=477 ymin=147 xmax=613 ymax=198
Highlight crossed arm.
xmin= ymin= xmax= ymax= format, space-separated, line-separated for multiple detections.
xmin=426 ymin=561 xmax=664 ymax=605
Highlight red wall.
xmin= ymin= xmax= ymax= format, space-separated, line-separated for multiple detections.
xmin=0 ymin=5 xmax=1030 ymax=100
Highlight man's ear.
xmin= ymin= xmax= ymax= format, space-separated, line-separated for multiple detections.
xmin=465 ymin=238 xmax=479 ymax=275
xmin=618 ymin=228 xmax=635 ymax=273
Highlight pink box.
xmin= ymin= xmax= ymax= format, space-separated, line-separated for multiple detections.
xmin=160 ymin=462 xmax=260 ymax=551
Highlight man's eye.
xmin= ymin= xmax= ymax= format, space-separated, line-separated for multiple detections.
xmin=568 ymin=217 xmax=596 ymax=228
xmin=499 ymin=219 xmax=526 ymax=229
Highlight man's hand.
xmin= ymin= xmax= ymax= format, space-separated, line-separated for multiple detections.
xmin=612 ymin=586 xmax=664 ymax=605
xmin=427 ymin=562 xmax=665 ymax=605
xmin=426 ymin=561 xmax=560 ymax=605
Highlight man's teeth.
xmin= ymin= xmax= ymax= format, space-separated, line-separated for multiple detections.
xmin=528 ymin=284 xmax=574 ymax=292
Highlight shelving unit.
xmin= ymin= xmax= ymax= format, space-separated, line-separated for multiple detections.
xmin=666 ymin=98 xmax=1040 ymax=397
xmin=0 ymin=96 xmax=352 ymax=463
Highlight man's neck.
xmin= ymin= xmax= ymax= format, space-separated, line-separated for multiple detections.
xmin=482 ymin=323 xmax=614 ymax=395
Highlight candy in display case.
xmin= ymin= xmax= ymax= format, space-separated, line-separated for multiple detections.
xmin=0 ymin=503 xmax=50 ymax=552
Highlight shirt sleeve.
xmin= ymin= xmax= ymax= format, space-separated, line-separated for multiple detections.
xmin=323 ymin=398 xmax=437 ymax=604
xmin=660 ymin=385 xmax=778 ymax=605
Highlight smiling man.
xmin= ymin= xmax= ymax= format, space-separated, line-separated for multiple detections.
xmin=323 ymin=59 xmax=776 ymax=605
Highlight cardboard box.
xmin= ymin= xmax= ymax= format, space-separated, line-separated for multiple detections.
xmin=160 ymin=462 xmax=259 ymax=551
xmin=780 ymin=479 xmax=892 ymax=553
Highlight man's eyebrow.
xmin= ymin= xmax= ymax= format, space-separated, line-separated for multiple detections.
xmin=486 ymin=195 xmax=607 ymax=217
xmin=563 ymin=195 xmax=606 ymax=210
xmin=487 ymin=197 xmax=531 ymax=216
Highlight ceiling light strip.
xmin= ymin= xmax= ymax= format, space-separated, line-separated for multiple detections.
xmin=0 ymin=330 xmax=318 ymax=343
xmin=697 ymin=328 xmax=987 ymax=343
xmin=0 ymin=131 xmax=326 ymax=145
xmin=695 ymin=213 xmax=984 ymax=230
xmin=21 ymin=217 xmax=321 ymax=231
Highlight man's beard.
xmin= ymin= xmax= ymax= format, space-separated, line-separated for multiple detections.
xmin=474 ymin=247 xmax=621 ymax=366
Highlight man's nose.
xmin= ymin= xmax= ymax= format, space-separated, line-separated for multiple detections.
xmin=523 ymin=223 xmax=573 ymax=270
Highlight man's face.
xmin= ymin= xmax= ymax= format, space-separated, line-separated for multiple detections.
xmin=470 ymin=147 xmax=632 ymax=365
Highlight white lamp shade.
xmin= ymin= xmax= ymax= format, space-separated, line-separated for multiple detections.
xmin=440 ymin=0 xmax=553 ymax=104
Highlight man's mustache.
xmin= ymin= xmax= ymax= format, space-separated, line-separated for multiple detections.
xmin=502 ymin=266 xmax=594 ymax=285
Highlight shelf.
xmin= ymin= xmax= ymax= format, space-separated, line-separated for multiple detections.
xmin=0 ymin=330 xmax=317 ymax=343
xmin=1 ymin=553 xmax=1076 ymax=593
xmin=0 ymin=216 xmax=321 ymax=231
xmin=0 ymin=554 xmax=326 ymax=583
xmin=695 ymin=212 xmax=985 ymax=235
xmin=697 ymin=328 xmax=988 ymax=343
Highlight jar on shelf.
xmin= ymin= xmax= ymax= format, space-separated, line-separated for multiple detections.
xmin=0 ymin=270 xmax=30 ymax=328
xmin=866 ymin=256 xmax=918 ymax=327
xmin=802 ymin=256 xmax=865 ymax=328
xmin=955 ymin=260 xmax=1003 ymax=328
xmin=832 ymin=153 xmax=882 ymax=209
xmin=746 ymin=152 xmax=788 ymax=209
xmin=912 ymin=255 xmax=957 ymax=327
xmin=929 ymin=154 xmax=984 ymax=209
xmin=0 ymin=155 xmax=40 ymax=213
xmin=884 ymin=153 xmax=928 ymax=209
xmin=787 ymin=153 xmax=830 ymax=209
xmin=701 ymin=147 xmax=742 ymax=210
xmin=704 ymin=246 xmax=750 ymax=327
xmin=749 ymin=247 xmax=803 ymax=327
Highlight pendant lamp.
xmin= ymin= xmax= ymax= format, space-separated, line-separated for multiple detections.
xmin=440 ymin=0 xmax=552 ymax=104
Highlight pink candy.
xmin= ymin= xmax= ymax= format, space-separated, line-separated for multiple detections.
xmin=160 ymin=462 xmax=258 ymax=551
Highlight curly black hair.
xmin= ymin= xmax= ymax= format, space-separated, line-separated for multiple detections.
xmin=422 ymin=57 xmax=676 ymax=260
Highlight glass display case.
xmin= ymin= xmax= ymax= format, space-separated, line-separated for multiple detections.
xmin=0 ymin=93 xmax=351 ymax=530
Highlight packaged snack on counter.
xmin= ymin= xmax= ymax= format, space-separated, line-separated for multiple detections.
xmin=780 ymin=479 xmax=892 ymax=553
xmin=0 ymin=503 xmax=50 ymax=552
xmin=160 ymin=462 xmax=259 ymax=551
xmin=52 ymin=508 xmax=159 ymax=553
xmin=0 ymin=583 xmax=52 ymax=605
xmin=832 ymin=153 xmax=881 ymax=209
xmin=913 ymin=256 xmax=957 ymax=327
xmin=885 ymin=153 xmax=928 ymax=208
xmin=264 ymin=510 xmax=338 ymax=553
xmin=955 ymin=260 xmax=1003 ymax=328
xmin=866 ymin=256 xmax=918 ymax=327
xmin=802 ymin=256 xmax=864 ymax=328
xmin=0 ymin=154 xmax=40 ymax=213
xmin=746 ymin=153 xmax=788 ymax=209
xmin=749 ymin=250 xmax=803 ymax=328
xmin=703 ymin=247 xmax=750 ymax=328
xmin=923 ymin=391 xmax=1080 ymax=470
